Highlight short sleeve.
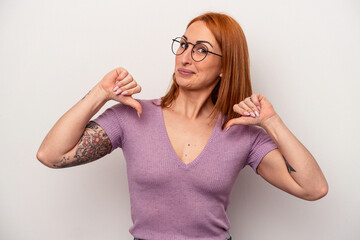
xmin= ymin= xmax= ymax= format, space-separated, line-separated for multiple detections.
xmin=92 ymin=103 xmax=125 ymax=152
xmin=247 ymin=126 xmax=278 ymax=173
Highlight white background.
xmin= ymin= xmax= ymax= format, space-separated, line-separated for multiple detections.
xmin=1 ymin=0 xmax=359 ymax=239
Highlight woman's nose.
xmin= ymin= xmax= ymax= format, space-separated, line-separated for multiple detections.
xmin=180 ymin=46 xmax=193 ymax=65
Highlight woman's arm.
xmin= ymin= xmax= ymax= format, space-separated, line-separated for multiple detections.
xmin=257 ymin=115 xmax=328 ymax=200
xmin=225 ymin=94 xmax=328 ymax=201
xmin=36 ymin=68 xmax=142 ymax=168
xmin=50 ymin=121 xmax=112 ymax=168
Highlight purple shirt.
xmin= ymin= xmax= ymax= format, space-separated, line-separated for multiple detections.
xmin=93 ymin=99 xmax=278 ymax=240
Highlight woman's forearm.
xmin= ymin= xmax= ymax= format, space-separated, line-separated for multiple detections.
xmin=262 ymin=115 xmax=328 ymax=196
xmin=37 ymin=84 xmax=108 ymax=165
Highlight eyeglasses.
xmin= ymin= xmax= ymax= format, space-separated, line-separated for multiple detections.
xmin=171 ymin=37 xmax=222 ymax=62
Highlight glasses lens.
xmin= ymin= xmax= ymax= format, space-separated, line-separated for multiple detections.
xmin=192 ymin=43 xmax=208 ymax=62
xmin=172 ymin=37 xmax=186 ymax=55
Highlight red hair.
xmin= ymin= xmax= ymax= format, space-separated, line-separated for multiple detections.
xmin=159 ymin=12 xmax=252 ymax=129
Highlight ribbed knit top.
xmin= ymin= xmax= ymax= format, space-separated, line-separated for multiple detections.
xmin=93 ymin=99 xmax=278 ymax=240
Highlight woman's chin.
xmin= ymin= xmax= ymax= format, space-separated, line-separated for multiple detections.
xmin=175 ymin=77 xmax=194 ymax=89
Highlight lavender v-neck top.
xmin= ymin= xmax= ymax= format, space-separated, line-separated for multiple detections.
xmin=93 ymin=99 xmax=278 ymax=240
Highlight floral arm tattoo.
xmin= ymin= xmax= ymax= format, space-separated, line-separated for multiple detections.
xmin=53 ymin=122 xmax=112 ymax=168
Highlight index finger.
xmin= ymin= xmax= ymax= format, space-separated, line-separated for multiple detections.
xmin=250 ymin=94 xmax=261 ymax=111
xmin=115 ymin=68 xmax=129 ymax=81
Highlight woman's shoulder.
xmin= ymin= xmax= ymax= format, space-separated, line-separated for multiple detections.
xmin=110 ymin=98 xmax=160 ymax=111
xmin=222 ymin=122 xmax=267 ymax=140
xmin=107 ymin=98 xmax=162 ymax=122
xmin=137 ymin=98 xmax=161 ymax=107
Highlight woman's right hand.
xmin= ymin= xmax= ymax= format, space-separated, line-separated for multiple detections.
xmin=97 ymin=67 xmax=142 ymax=116
xmin=37 ymin=67 xmax=142 ymax=168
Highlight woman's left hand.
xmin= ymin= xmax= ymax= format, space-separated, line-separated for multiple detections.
xmin=225 ymin=94 xmax=278 ymax=130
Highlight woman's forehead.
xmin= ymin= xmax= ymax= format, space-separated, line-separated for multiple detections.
xmin=184 ymin=21 xmax=217 ymax=45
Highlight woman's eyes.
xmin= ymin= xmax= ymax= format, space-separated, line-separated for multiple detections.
xmin=197 ymin=47 xmax=207 ymax=53
xmin=195 ymin=45 xmax=208 ymax=54
xmin=180 ymin=42 xmax=187 ymax=49
xmin=179 ymin=41 xmax=208 ymax=54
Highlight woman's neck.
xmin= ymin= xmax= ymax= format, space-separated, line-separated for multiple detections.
xmin=170 ymin=88 xmax=215 ymax=120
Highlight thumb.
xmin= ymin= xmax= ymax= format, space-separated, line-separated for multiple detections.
xmin=224 ymin=117 xmax=250 ymax=131
xmin=120 ymin=97 xmax=143 ymax=117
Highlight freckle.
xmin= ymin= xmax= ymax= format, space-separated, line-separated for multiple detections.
xmin=185 ymin=154 xmax=187 ymax=157
xmin=188 ymin=144 xmax=190 ymax=146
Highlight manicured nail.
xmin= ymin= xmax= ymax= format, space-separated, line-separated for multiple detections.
xmin=121 ymin=91 xmax=128 ymax=95
xmin=113 ymin=85 xmax=119 ymax=92
xmin=137 ymin=112 xmax=141 ymax=118
xmin=115 ymin=89 xmax=122 ymax=95
xmin=255 ymin=111 xmax=260 ymax=117
xmin=243 ymin=111 xmax=250 ymax=116
xmin=115 ymin=80 xmax=119 ymax=84
xmin=225 ymin=126 xmax=230 ymax=132
xmin=250 ymin=112 xmax=256 ymax=117
xmin=257 ymin=106 xmax=261 ymax=111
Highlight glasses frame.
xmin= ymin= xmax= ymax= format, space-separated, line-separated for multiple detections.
xmin=171 ymin=37 xmax=222 ymax=62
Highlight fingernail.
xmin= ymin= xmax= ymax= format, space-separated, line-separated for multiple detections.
xmin=115 ymin=81 xmax=119 ymax=84
xmin=115 ymin=89 xmax=122 ymax=95
xmin=250 ymin=112 xmax=256 ymax=117
xmin=255 ymin=111 xmax=260 ymax=117
xmin=257 ymin=106 xmax=261 ymax=111
xmin=137 ymin=112 xmax=141 ymax=118
xmin=121 ymin=91 xmax=128 ymax=95
xmin=113 ymin=86 xmax=119 ymax=92
xmin=243 ymin=111 xmax=250 ymax=116
xmin=225 ymin=126 xmax=230 ymax=132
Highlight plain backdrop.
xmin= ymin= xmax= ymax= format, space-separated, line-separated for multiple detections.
xmin=1 ymin=0 xmax=359 ymax=239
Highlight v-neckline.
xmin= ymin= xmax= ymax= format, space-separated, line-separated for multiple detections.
xmin=157 ymin=99 xmax=221 ymax=170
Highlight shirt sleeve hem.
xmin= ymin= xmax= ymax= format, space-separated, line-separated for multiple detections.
xmin=251 ymin=145 xmax=278 ymax=174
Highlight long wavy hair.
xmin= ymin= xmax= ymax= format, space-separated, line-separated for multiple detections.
xmin=158 ymin=12 xmax=252 ymax=129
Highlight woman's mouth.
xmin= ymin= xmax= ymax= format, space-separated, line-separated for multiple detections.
xmin=178 ymin=68 xmax=195 ymax=76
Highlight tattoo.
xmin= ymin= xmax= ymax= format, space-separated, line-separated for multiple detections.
xmin=53 ymin=122 xmax=112 ymax=168
xmin=53 ymin=156 xmax=70 ymax=168
xmin=284 ymin=156 xmax=296 ymax=174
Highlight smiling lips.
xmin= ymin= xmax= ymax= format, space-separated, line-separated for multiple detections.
xmin=178 ymin=68 xmax=195 ymax=76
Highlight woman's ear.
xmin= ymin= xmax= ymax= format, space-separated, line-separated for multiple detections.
xmin=219 ymin=72 xmax=223 ymax=78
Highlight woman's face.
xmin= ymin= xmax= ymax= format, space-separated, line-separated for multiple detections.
xmin=174 ymin=21 xmax=222 ymax=92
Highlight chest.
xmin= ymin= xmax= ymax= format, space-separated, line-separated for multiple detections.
xmin=162 ymin=111 xmax=216 ymax=165
xmin=121 ymin=105 xmax=250 ymax=195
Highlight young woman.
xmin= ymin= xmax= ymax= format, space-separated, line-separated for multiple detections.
xmin=37 ymin=12 xmax=328 ymax=240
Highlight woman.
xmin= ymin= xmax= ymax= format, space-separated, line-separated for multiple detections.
xmin=37 ymin=12 xmax=328 ymax=240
